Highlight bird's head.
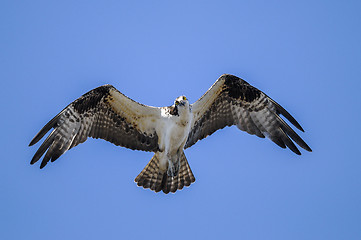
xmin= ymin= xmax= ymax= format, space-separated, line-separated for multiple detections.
xmin=174 ymin=96 xmax=189 ymax=108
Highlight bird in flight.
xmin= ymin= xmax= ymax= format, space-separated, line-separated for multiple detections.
xmin=29 ymin=74 xmax=311 ymax=193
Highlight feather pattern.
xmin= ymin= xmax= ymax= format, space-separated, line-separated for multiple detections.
xmin=186 ymin=74 xmax=312 ymax=154
xmin=29 ymin=85 xmax=160 ymax=168
xmin=135 ymin=151 xmax=195 ymax=193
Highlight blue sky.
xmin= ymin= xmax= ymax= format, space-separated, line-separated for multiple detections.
xmin=1 ymin=1 xmax=361 ymax=239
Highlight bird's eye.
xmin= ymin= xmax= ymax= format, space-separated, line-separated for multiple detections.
xmin=175 ymin=101 xmax=179 ymax=105
xmin=183 ymin=96 xmax=187 ymax=100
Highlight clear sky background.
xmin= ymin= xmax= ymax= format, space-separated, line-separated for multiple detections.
xmin=1 ymin=1 xmax=361 ymax=239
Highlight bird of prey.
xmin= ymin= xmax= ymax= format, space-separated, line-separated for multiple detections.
xmin=29 ymin=74 xmax=312 ymax=193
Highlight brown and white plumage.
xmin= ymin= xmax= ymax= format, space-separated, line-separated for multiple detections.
xmin=186 ymin=74 xmax=312 ymax=154
xmin=29 ymin=85 xmax=160 ymax=168
xmin=29 ymin=74 xmax=311 ymax=194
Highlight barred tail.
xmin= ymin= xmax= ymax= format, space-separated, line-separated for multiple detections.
xmin=135 ymin=152 xmax=195 ymax=194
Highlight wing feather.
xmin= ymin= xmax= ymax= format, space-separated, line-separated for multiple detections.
xmin=30 ymin=85 xmax=160 ymax=168
xmin=185 ymin=74 xmax=311 ymax=154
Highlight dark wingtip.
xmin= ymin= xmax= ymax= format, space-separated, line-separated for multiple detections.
xmin=30 ymin=152 xmax=42 ymax=165
xmin=30 ymin=158 xmax=37 ymax=165
xmin=29 ymin=108 xmax=67 ymax=147
xmin=29 ymin=126 xmax=52 ymax=147
xmin=304 ymin=144 xmax=312 ymax=152
xmin=293 ymin=149 xmax=302 ymax=155
xmin=40 ymin=160 xmax=48 ymax=169
xmin=298 ymin=125 xmax=305 ymax=133
xmin=268 ymin=98 xmax=305 ymax=132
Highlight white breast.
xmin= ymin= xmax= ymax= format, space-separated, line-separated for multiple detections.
xmin=157 ymin=107 xmax=192 ymax=153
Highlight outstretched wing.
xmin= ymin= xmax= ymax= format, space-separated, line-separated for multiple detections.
xmin=185 ymin=74 xmax=312 ymax=154
xmin=29 ymin=85 xmax=160 ymax=168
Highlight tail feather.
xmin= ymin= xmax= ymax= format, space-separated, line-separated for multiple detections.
xmin=135 ymin=152 xmax=195 ymax=194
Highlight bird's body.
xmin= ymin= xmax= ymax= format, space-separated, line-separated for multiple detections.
xmin=29 ymin=74 xmax=312 ymax=193
xmin=157 ymin=98 xmax=193 ymax=174
xmin=135 ymin=99 xmax=195 ymax=192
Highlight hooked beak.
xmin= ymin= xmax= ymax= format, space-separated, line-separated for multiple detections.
xmin=175 ymin=100 xmax=185 ymax=106
xmin=178 ymin=101 xmax=186 ymax=106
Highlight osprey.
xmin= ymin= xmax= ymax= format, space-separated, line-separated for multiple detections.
xmin=29 ymin=74 xmax=312 ymax=193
